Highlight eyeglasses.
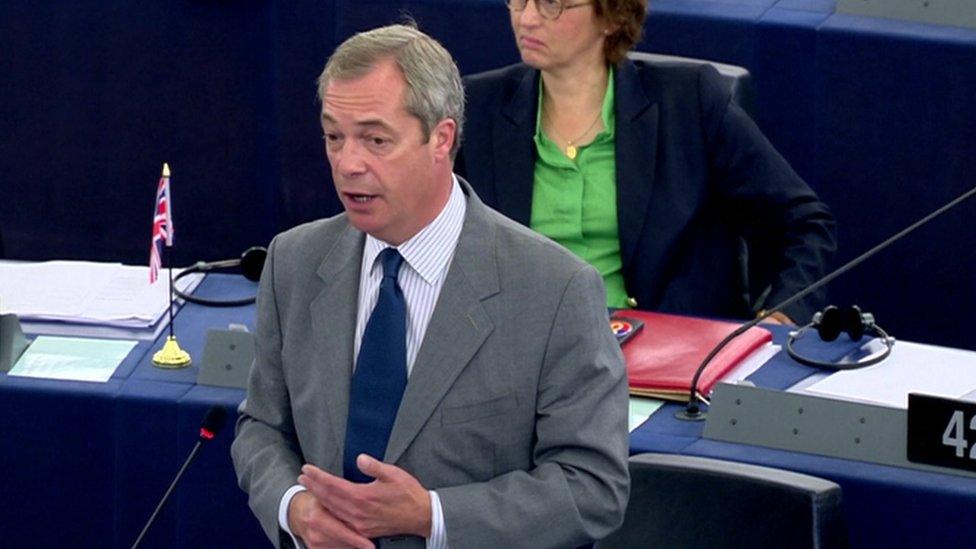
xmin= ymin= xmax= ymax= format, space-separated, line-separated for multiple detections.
xmin=505 ymin=0 xmax=594 ymax=21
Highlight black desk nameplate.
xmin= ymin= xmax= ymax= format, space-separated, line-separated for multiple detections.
xmin=908 ymin=393 xmax=976 ymax=473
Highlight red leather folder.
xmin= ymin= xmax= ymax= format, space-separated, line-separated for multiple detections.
xmin=612 ymin=310 xmax=772 ymax=401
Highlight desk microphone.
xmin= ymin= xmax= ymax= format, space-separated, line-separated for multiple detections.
xmin=678 ymin=183 xmax=976 ymax=421
xmin=174 ymin=246 xmax=267 ymax=307
xmin=131 ymin=405 xmax=228 ymax=549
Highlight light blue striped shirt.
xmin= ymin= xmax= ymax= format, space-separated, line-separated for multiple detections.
xmin=356 ymin=176 xmax=466 ymax=373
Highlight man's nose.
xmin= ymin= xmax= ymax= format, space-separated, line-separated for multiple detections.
xmin=331 ymin=141 xmax=368 ymax=178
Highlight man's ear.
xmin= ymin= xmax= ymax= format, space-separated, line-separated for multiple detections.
xmin=430 ymin=118 xmax=457 ymax=162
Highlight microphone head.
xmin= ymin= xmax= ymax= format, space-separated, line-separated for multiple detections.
xmin=199 ymin=406 xmax=228 ymax=442
xmin=240 ymin=247 xmax=268 ymax=282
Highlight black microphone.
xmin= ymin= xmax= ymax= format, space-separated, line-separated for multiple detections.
xmin=174 ymin=246 xmax=267 ymax=307
xmin=677 ymin=184 xmax=976 ymax=421
xmin=131 ymin=405 xmax=228 ymax=549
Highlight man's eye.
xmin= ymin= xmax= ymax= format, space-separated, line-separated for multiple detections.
xmin=368 ymin=137 xmax=389 ymax=146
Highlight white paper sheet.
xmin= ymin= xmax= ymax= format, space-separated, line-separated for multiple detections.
xmin=0 ymin=261 xmax=202 ymax=328
xmin=801 ymin=340 xmax=976 ymax=409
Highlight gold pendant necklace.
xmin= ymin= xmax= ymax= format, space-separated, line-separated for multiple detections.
xmin=545 ymin=104 xmax=603 ymax=160
xmin=565 ymin=144 xmax=579 ymax=160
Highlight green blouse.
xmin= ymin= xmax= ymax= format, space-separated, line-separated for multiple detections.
xmin=531 ymin=68 xmax=628 ymax=307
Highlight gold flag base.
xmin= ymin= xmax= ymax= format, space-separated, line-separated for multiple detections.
xmin=152 ymin=336 xmax=192 ymax=368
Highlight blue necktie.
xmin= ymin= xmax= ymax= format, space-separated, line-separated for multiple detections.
xmin=343 ymin=248 xmax=407 ymax=483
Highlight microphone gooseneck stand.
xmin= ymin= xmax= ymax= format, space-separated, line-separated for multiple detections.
xmin=678 ymin=184 xmax=976 ymax=421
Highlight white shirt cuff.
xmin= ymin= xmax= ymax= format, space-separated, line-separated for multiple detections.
xmin=279 ymin=484 xmax=308 ymax=548
xmin=279 ymin=484 xmax=446 ymax=548
xmin=426 ymin=490 xmax=448 ymax=549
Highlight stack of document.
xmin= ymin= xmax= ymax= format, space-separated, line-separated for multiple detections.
xmin=0 ymin=261 xmax=203 ymax=339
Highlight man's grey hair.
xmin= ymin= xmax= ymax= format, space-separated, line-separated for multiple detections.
xmin=317 ymin=24 xmax=465 ymax=158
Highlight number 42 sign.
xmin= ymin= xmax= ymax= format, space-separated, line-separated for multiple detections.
xmin=908 ymin=393 xmax=976 ymax=473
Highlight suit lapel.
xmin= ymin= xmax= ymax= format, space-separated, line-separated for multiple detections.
xmin=493 ymin=68 xmax=539 ymax=226
xmin=614 ymin=59 xmax=660 ymax=278
xmin=385 ymin=188 xmax=498 ymax=464
xmin=309 ymin=223 xmax=364 ymax=456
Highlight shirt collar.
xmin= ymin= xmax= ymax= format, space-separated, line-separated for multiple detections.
xmin=363 ymin=175 xmax=466 ymax=285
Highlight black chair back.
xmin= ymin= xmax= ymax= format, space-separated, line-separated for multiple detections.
xmin=627 ymin=51 xmax=756 ymax=116
xmin=598 ymin=453 xmax=848 ymax=548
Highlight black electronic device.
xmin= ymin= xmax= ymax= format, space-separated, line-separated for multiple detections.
xmin=611 ymin=315 xmax=645 ymax=345
xmin=785 ymin=305 xmax=894 ymax=369
xmin=174 ymin=246 xmax=267 ymax=307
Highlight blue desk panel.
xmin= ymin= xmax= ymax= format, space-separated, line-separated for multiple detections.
xmin=114 ymin=379 xmax=194 ymax=549
xmin=0 ymin=332 xmax=151 ymax=545
xmin=0 ymin=379 xmax=122 ymax=545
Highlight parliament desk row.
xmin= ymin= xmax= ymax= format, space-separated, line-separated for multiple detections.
xmin=3 ymin=0 xmax=976 ymax=349
xmin=3 ymin=273 xmax=975 ymax=547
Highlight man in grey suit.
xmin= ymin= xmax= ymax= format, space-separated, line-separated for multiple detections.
xmin=231 ymin=24 xmax=629 ymax=548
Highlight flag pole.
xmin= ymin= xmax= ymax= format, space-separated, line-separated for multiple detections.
xmin=167 ymin=252 xmax=175 ymax=339
xmin=153 ymin=162 xmax=191 ymax=368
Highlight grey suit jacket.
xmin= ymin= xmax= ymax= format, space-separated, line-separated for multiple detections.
xmin=231 ymin=181 xmax=630 ymax=548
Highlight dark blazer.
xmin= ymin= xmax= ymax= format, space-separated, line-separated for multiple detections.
xmin=458 ymin=59 xmax=837 ymax=322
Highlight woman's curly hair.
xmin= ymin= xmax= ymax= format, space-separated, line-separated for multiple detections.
xmin=594 ymin=0 xmax=648 ymax=65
